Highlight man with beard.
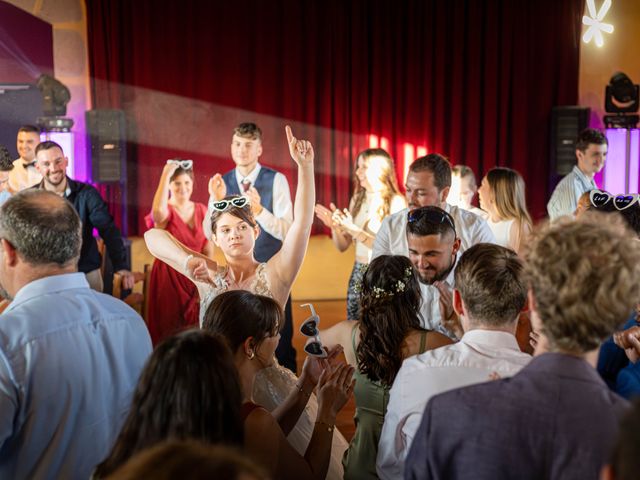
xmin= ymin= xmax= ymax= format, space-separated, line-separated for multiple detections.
xmin=33 ymin=141 xmax=134 ymax=291
xmin=406 ymin=206 xmax=462 ymax=337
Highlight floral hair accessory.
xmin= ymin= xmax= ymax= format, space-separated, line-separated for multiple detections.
xmin=355 ymin=266 xmax=413 ymax=299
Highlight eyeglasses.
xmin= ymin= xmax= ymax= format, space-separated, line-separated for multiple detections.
xmin=166 ymin=159 xmax=193 ymax=169
xmin=407 ymin=206 xmax=457 ymax=235
xmin=299 ymin=303 xmax=327 ymax=358
xmin=590 ymin=189 xmax=640 ymax=211
xmin=209 ymin=196 xmax=249 ymax=212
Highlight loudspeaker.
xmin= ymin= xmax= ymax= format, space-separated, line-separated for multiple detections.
xmin=550 ymin=106 xmax=590 ymax=178
xmin=86 ymin=109 xmax=126 ymax=183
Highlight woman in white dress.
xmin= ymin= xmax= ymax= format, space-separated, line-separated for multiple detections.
xmin=144 ymin=126 xmax=349 ymax=479
xmin=314 ymin=148 xmax=405 ymax=320
xmin=478 ymin=167 xmax=532 ymax=254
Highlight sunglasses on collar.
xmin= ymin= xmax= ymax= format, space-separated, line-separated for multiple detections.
xmin=590 ymin=190 xmax=640 ymax=211
xmin=209 ymin=196 xmax=249 ymax=212
xmin=299 ymin=303 xmax=327 ymax=358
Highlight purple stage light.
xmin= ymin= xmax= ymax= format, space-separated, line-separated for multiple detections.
xmin=603 ymin=129 xmax=640 ymax=194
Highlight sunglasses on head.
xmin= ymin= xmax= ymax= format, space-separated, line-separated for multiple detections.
xmin=407 ymin=207 xmax=457 ymax=235
xmin=299 ymin=303 xmax=327 ymax=358
xmin=210 ymin=196 xmax=249 ymax=212
xmin=166 ymin=159 xmax=193 ymax=170
xmin=590 ymin=189 xmax=640 ymax=211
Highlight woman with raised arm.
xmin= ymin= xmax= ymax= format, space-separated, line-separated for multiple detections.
xmin=316 ymin=255 xmax=453 ymax=479
xmin=315 ymin=149 xmax=405 ymax=320
xmin=145 ymin=159 xmax=212 ymax=345
xmin=144 ymin=126 xmax=350 ymax=478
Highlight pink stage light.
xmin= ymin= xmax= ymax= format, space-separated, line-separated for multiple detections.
xmin=603 ymin=129 xmax=640 ymax=194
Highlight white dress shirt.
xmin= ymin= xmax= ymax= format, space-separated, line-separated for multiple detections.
xmin=417 ymin=253 xmax=459 ymax=336
xmin=371 ymin=204 xmax=496 ymax=260
xmin=204 ymin=163 xmax=293 ymax=241
xmin=376 ymin=329 xmax=531 ymax=480
xmin=234 ymin=163 xmax=293 ymax=241
xmin=547 ymin=165 xmax=596 ymax=220
xmin=8 ymin=158 xmax=42 ymax=192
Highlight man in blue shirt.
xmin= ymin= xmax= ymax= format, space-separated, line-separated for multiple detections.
xmin=0 ymin=190 xmax=152 ymax=479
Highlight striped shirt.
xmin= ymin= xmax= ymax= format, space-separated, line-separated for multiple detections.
xmin=547 ymin=165 xmax=596 ymax=220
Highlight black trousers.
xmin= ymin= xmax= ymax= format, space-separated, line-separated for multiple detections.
xmin=275 ymin=295 xmax=297 ymax=374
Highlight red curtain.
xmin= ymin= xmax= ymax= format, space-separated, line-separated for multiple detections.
xmin=85 ymin=0 xmax=583 ymax=235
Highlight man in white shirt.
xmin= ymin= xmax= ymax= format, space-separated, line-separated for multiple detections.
xmin=547 ymin=128 xmax=607 ymax=220
xmin=204 ymin=122 xmax=296 ymax=372
xmin=377 ymin=243 xmax=531 ymax=479
xmin=8 ymin=125 xmax=42 ymax=193
xmin=372 ymin=153 xmax=495 ymax=259
xmin=405 ymin=206 xmax=461 ymax=335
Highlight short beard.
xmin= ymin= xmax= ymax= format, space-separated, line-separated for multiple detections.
xmin=418 ymin=257 xmax=456 ymax=285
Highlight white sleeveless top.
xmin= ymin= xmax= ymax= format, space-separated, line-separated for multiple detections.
xmin=486 ymin=218 xmax=515 ymax=248
xmin=352 ymin=193 xmax=405 ymax=263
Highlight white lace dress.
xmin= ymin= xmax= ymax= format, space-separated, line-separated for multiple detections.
xmin=198 ymin=264 xmax=348 ymax=480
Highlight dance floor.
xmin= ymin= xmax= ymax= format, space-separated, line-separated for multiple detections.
xmin=292 ymin=300 xmax=356 ymax=441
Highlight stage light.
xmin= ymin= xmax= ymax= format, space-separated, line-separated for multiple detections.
xmin=36 ymin=74 xmax=71 ymax=116
xmin=604 ymin=72 xmax=639 ymax=129
xmin=582 ymin=0 xmax=614 ymax=47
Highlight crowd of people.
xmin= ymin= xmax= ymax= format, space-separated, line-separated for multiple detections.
xmin=0 ymin=122 xmax=638 ymax=480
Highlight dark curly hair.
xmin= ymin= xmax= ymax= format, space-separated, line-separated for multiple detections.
xmin=93 ymin=330 xmax=244 ymax=478
xmin=356 ymin=255 xmax=424 ymax=386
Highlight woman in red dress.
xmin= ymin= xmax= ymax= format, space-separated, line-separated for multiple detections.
xmin=145 ymin=160 xmax=213 ymax=345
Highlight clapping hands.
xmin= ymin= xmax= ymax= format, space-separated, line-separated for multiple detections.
xmin=614 ymin=325 xmax=640 ymax=363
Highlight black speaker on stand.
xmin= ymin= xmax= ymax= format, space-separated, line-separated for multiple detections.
xmin=549 ymin=106 xmax=590 ymax=196
xmin=86 ymin=109 xmax=129 ymax=294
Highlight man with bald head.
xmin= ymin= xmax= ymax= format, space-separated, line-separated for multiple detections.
xmin=0 ymin=190 xmax=152 ymax=479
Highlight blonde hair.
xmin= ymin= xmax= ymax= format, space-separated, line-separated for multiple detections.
xmin=351 ymin=149 xmax=402 ymax=220
xmin=485 ymin=167 xmax=533 ymax=244
xmin=525 ymin=213 xmax=640 ymax=353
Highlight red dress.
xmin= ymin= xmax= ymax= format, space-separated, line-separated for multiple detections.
xmin=146 ymin=203 xmax=208 ymax=345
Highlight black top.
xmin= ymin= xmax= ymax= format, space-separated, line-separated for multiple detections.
xmin=33 ymin=177 xmax=128 ymax=273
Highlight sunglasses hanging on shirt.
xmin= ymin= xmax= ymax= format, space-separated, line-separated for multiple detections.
xmin=299 ymin=303 xmax=327 ymax=358
xmin=166 ymin=159 xmax=193 ymax=170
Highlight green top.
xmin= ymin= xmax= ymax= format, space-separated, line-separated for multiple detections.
xmin=342 ymin=325 xmax=427 ymax=480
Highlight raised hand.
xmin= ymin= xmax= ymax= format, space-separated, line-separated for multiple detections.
xmin=315 ymin=204 xmax=337 ymax=228
xmin=162 ymin=162 xmax=180 ymax=181
xmin=285 ymin=125 xmax=314 ymax=167
xmin=186 ymin=256 xmax=218 ymax=285
xmin=208 ymin=173 xmax=227 ymax=200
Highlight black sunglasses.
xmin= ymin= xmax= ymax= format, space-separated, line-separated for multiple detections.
xmin=299 ymin=303 xmax=327 ymax=358
xmin=407 ymin=207 xmax=456 ymax=235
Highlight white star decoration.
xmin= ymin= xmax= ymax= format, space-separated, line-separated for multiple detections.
xmin=582 ymin=0 xmax=614 ymax=47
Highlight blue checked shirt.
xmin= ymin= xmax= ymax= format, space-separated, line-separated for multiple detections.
xmin=547 ymin=166 xmax=597 ymax=220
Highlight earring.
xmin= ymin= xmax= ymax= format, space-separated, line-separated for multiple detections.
xmin=247 ymin=351 xmax=255 ymax=360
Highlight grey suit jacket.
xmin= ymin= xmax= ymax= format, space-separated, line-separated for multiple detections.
xmin=405 ymin=353 xmax=629 ymax=480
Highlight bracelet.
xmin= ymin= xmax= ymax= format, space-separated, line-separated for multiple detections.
xmin=315 ymin=421 xmax=334 ymax=433
xmin=295 ymin=382 xmax=312 ymax=398
xmin=183 ymin=254 xmax=194 ymax=275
